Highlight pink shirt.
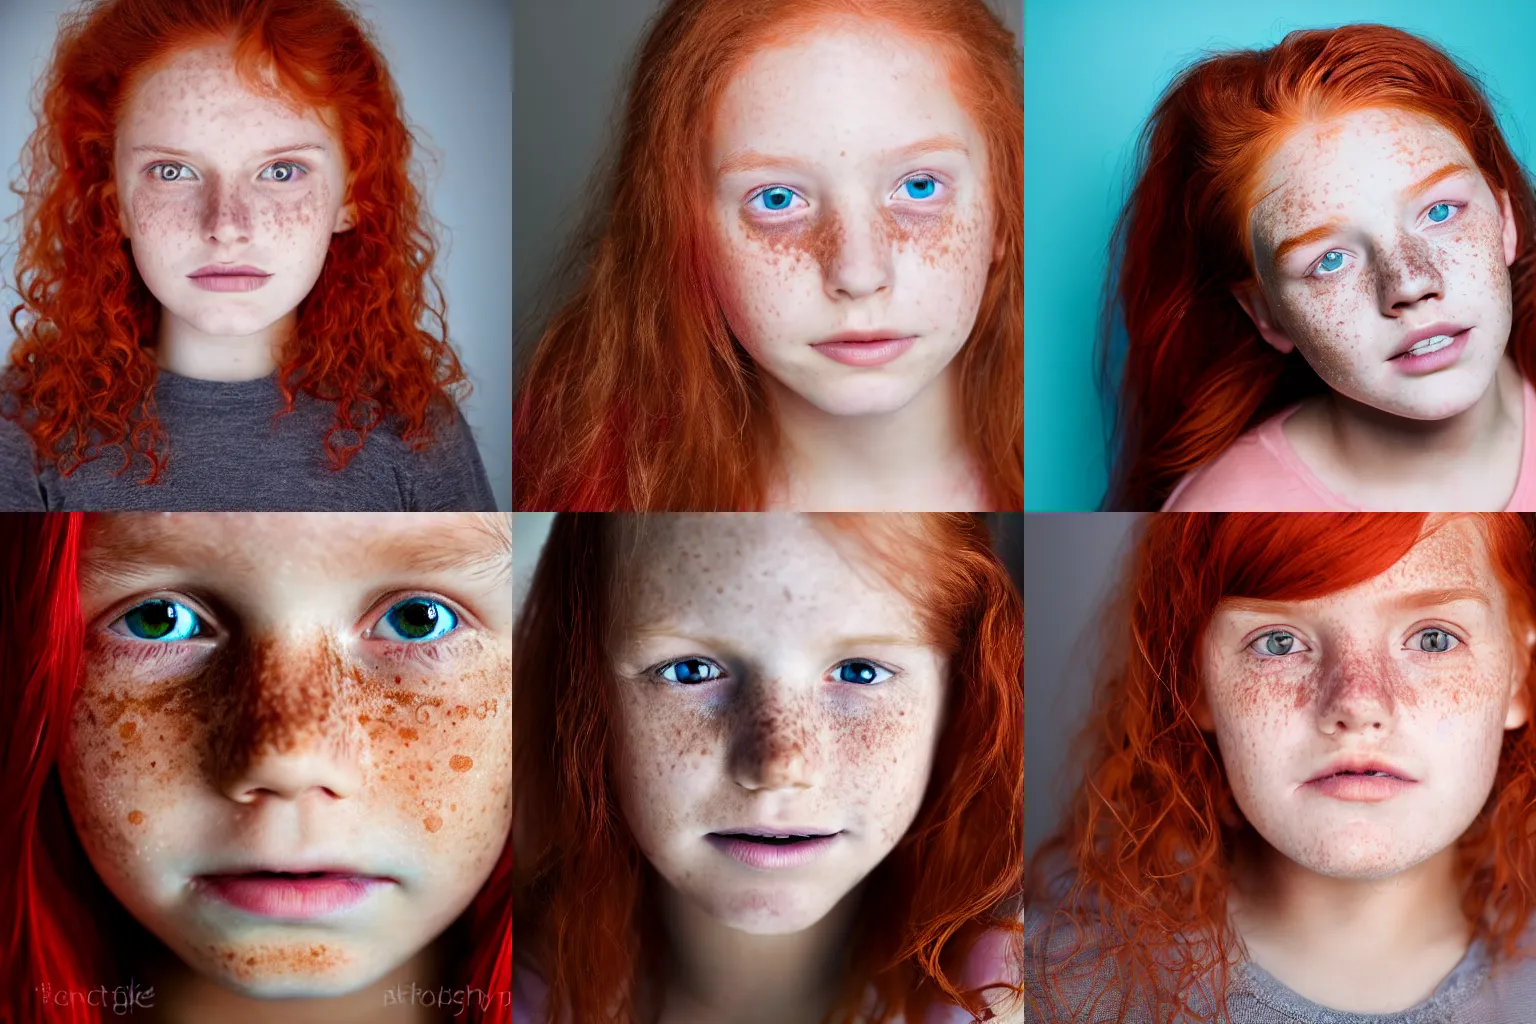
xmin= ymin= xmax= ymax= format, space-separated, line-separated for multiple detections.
xmin=1163 ymin=376 xmax=1536 ymax=511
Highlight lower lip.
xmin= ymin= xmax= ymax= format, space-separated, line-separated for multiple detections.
xmin=189 ymin=274 xmax=271 ymax=292
xmin=812 ymin=337 xmax=915 ymax=367
xmin=195 ymin=874 xmax=390 ymax=918
xmin=1391 ymin=329 xmax=1468 ymax=375
xmin=707 ymin=833 xmax=841 ymax=869
xmin=1304 ymin=774 xmax=1414 ymax=802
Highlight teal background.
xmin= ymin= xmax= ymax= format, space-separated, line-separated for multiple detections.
xmin=1024 ymin=1 xmax=1536 ymax=510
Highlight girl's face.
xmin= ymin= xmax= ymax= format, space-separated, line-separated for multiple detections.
xmin=60 ymin=514 xmax=512 ymax=998
xmin=1238 ymin=107 xmax=1518 ymax=420
xmin=1197 ymin=517 xmax=1533 ymax=880
xmin=112 ymin=43 xmax=356 ymax=346
xmin=608 ymin=515 xmax=948 ymax=934
xmin=708 ymin=22 xmax=1000 ymax=418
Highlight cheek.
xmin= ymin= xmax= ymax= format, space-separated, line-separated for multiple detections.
xmin=832 ymin=699 xmax=941 ymax=847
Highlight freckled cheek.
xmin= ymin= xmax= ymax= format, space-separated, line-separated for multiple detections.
xmin=835 ymin=705 xmax=937 ymax=847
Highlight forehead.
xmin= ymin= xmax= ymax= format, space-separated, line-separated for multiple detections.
xmin=615 ymin=515 xmax=922 ymax=637
xmin=1251 ymin=108 xmax=1474 ymax=229
xmin=82 ymin=513 xmax=511 ymax=591
xmin=712 ymin=22 xmax=976 ymax=154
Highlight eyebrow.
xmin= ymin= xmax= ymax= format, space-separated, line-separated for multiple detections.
xmin=130 ymin=142 xmax=329 ymax=160
xmin=627 ymin=626 xmax=928 ymax=650
xmin=363 ymin=517 xmax=513 ymax=585
xmin=1269 ymin=163 xmax=1477 ymax=267
xmin=1221 ymin=586 xmax=1489 ymax=616
xmin=716 ymin=133 xmax=970 ymax=177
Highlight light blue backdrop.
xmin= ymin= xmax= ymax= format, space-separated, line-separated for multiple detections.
xmin=1024 ymin=0 xmax=1536 ymax=510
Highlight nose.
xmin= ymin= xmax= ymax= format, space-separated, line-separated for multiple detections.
xmin=215 ymin=634 xmax=364 ymax=803
xmin=822 ymin=205 xmax=894 ymax=301
xmin=727 ymin=681 xmax=826 ymax=792
xmin=202 ymin=172 xmax=253 ymax=248
xmin=1378 ymin=231 xmax=1442 ymax=313
xmin=1313 ymin=646 xmax=1401 ymax=735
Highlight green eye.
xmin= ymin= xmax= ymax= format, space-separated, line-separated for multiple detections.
xmin=376 ymin=597 xmax=458 ymax=643
xmin=117 ymin=599 xmax=202 ymax=642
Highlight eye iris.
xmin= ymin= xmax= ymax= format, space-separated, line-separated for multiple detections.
xmin=838 ymin=662 xmax=878 ymax=684
xmin=1319 ymin=251 xmax=1344 ymax=273
xmin=904 ymin=177 xmax=935 ymax=199
xmin=673 ymin=659 xmax=713 ymax=683
xmin=762 ymin=188 xmax=792 ymax=211
xmin=124 ymin=600 xmax=183 ymax=640
xmin=388 ymin=599 xmax=443 ymax=641
xmin=1429 ymin=203 xmax=1450 ymax=222
xmin=1421 ymin=629 xmax=1450 ymax=652
xmin=1264 ymin=633 xmax=1295 ymax=656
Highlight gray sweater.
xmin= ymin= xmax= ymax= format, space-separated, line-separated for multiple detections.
xmin=0 ymin=370 xmax=496 ymax=511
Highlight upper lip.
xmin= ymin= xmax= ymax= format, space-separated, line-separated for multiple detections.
xmin=197 ymin=861 xmax=394 ymax=879
xmin=1390 ymin=321 xmax=1469 ymax=359
xmin=1305 ymin=756 xmax=1417 ymax=784
xmin=710 ymin=825 xmax=842 ymax=837
xmin=814 ymin=330 xmax=913 ymax=346
xmin=188 ymin=264 xmax=270 ymax=278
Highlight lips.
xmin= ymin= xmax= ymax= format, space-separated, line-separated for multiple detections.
xmin=194 ymin=868 xmax=395 ymax=918
xmin=1389 ymin=321 xmax=1470 ymax=360
xmin=1305 ymin=758 xmax=1416 ymax=784
xmin=189 ymin=264 xmax=270 ymax=278
xmin=710 ymin=826 xmax=841 ymax=843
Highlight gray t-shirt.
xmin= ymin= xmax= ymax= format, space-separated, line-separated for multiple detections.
xmin=1026 ymin=903 xmax=1536 ymax=1023
xmin=0 ymin=370 xmax=496 ymax=511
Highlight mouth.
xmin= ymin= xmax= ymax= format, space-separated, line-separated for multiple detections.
xmin=194 ymin=868 xmax=395 ymax=918
xmin=1388 ymin=322 xmax=1471 ymax=360
xmin=810 ymin=336 xmax=916 ymax=368
xmin=706 ymin=830 xmax=843 ymax=869
xmin=710 ymin=829 xmax=841 ymax=845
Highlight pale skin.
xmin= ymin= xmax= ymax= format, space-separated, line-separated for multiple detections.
xmin=708 ymin=22 xmax=1005 ymax=511
xmin=112 ymin=43 xmax=356 ymax=382
xmin=1195 ymin=516 xmax=1534 ymax=1013
xmin=606 ymin=515 xmax=949 ymax=1023
xmin=1235 ymin=108 xmax=1523 ymax=510
xmin=60 ymin=514 xmax=512 ymax=1024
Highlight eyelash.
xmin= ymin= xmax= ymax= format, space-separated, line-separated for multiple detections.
xmin=648 ymin=656 xmax=897 ymax=686
xmin=1306 ymin=201 xmax=1467 ymax=278
xmin=743 ymin=173 xmax=947 ymax=216
xmin=145 ymin=160 xmax=310 ymax=184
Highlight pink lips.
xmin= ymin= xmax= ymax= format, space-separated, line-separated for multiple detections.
xmin=812 ymin=337 xmax=915 ymax=367
xmin=1390 ymin=328 xmax=1469 ymax=376
xmin=196 ymin=873 xmax=391 ymax=918
xmin=707 ymin=832 xmax=842 ymax=869
xmin=1304 ymin=774 xmax=1415 ymax=802
xmin=188 ymin=265 xmax=272 ymax=293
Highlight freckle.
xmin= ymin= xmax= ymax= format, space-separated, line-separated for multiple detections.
xmin=358 ymin=714 xmax=370 ymax=725
xmin=450 ymin=755 xmax=473 ymax=772
xmin=400 ymin=728 xmax=418 ymax=741
xmin=127 ymin=810 xmax=144 ymax=825
xmin=150 ymin=761 xmax=156 ymax=768
xmin=423 ymin=814 xmax=443 ymax=833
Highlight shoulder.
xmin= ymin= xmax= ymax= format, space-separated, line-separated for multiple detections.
xmin=1162 ymin=408 xmax=1332 ymax=511
xmin=378 ymin=400 xmax=497 ymax=511
xmin=0 ymin=411 xmax=46 ymax=510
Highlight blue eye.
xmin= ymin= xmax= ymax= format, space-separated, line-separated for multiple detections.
xmin=750 ymin=186 xmax=802 ymax=214
xmin=1427 ymin=202 xmax=1453 ymax=223
xmin=832 ymin=660 xmax=892 ymax=685
xmin=1250 ymin=631 xmax=1302 ymax=658
xmin=260 ymin=161 xmax=307 ymax=183
xmin=900 ymin=177 xmax=938 ymax=200
xmin=149 ymin=163 xmax=192 ymax=183
xmin=1315 ymin=250 xmax=1347 ymax=275
xmin=116 ymin=599 xmax=204 ymax=642
xmin=1414 ymin=628 xmax=1459 ymax=653
xmin=375 ymin=597 xmax=458 ymax=643
xmin=658 ymin=658 xmax=724 ymax=684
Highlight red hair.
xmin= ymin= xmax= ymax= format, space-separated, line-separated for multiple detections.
xmin=1026 ymin=513 xmax=1536 ymax=1022
xmin=511 ymin=0 xmax=1022 ymax=511
xmin=513 ymin=513 xmax=1024 ymax=1023
xmin=1101 ymin=25 xmax=1536 ymax=510
xmin=3 ymin=0 xmax=470 ymax=484
xmin=0 ymin=513 xmax=512 ymax=1024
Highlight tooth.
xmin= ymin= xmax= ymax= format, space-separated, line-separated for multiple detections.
xmin=1408 ymin=334 xmax=1453 ymax=355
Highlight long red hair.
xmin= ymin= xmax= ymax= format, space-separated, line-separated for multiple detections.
xmin=511 ymin=0 xmax=1022 ymax=511
xmin=1101 ymin=25 xmax=1536 ymax=510
xmin=3 ymin=0 xmax=469 ymax=484
xmin=513 ymin=513 xmax=1024 ymax=1023
xmin=0 ymin=513 xmax=512 ymax=1024
xmin=1026 ymin=513 xmax=1536 ymax=1022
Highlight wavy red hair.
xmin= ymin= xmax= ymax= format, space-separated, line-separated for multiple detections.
xmin=511 ymin=0 xmax=1022 ymax=511
xmin=1026 ymin=513 xmax=1536 ymax=1022
xmin=3 ymin=0 xmax=469 ymax=484
xmin=1100 ymin=25 xmax=1536 ymax=510
xmin=0 ymin=513 xmax=512 ymax=1024
xmin=513 ymin=513 xmax=1024 ymax=1022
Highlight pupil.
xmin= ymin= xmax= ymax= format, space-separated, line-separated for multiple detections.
xmin=130 ymin=601 xmax=177 ymax=639
xmin=395 ymin=600 xmax=438 ymax=638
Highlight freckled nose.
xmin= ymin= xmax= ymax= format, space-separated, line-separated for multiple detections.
xmin=1379 ymin=232 xmax=1442 ymax=313
xmin=824 ymin=208 xmax=893 ymax=301
xmin=728 ymin=685 xmax=825 ymax=792
xmin=203 ymin=174 xmax=253 ymax=247
xmin=215 ymin=636 xmax=364 ymax=802
xmin=1315 ymin=647 xmax=1399 ymax=734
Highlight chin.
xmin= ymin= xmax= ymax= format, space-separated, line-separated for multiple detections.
xmin=701 ymin=887 xmax=840 ymax=935
xmin=793 ymin=379 xmax=930 ymax=418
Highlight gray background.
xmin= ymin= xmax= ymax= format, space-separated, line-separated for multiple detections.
xmin=0 ymin=0 xmax=512 ymax=511
xmin=1024 ymin=513 xmax=1143 ymax=860
xmin=510 ymin=0 xmax=1024 ymax=369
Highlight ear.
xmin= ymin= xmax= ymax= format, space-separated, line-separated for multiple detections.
xmin=1507 ymin=623 xmax=1536 ymax=730
xmin=1232 ymin=280 xmax=1295 ymax=355
xmin=1501 ymin=189 xmax=1518 ymax=269
xmin=333 ymin=202 xmax=357 ymax=234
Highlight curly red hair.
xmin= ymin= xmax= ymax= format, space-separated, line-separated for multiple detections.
xmin=511 ymin=0 xmax=1022 ymax=511
xmin=1100 ymin=25 xmax=1536 ymax=510
xmin=513 ymin=513 xmax=1024 ymax=1022
xmin=1027 ymin=513 xmax=1536 ymax=1022
xmin=4 ymin=0 xmax=469 ymax=483
xmin=0 ymin=513 xmax=511 ymax=1024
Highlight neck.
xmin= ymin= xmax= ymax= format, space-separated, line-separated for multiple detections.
xmin=658 ymin=883 xmax=861 ymax=1024
xmin=155 ymin=310 xmax=290 ymax=381
xmin=1228 ymin=838 xmax=1470 ymax=1013
xmin=770 ymin=362 xmax=981 ymax=509
xmin=1319 ymin=356 xmax=1523 ymax=489
xmin=135 ymin=932 xmax=447 ymax=1024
